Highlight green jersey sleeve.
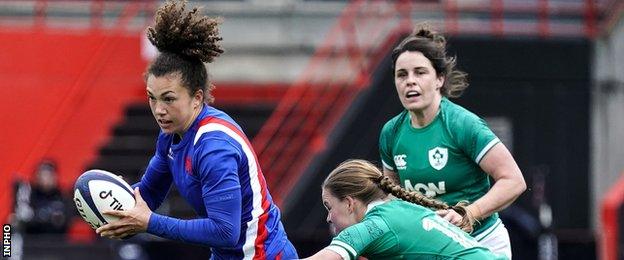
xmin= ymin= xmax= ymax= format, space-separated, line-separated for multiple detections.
xmin=327 ymin=216 xmax=392 ymax=260
xmin=380 ymin=112 xmax=407 ymax=171
xmin=379 ymin=121 xmax=395 ymax=171
xmin=446 ymin=105 xmax=500 ymax=164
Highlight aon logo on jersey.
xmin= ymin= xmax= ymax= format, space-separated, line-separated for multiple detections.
xmin=404 ymin=180 xmax=446 ymax=197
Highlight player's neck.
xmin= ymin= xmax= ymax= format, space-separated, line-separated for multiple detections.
xmin=409 ymin=98 xmax=441 ymax=128
xmin=177 ymin=104 xmax=203 ymax=139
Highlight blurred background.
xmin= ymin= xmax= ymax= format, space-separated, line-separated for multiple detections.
xmin=1 ymin=0 xmax=623 ymax=259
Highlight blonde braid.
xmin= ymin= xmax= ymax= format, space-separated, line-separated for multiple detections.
xmin=377 ymin=176 xmax=476 ymax=233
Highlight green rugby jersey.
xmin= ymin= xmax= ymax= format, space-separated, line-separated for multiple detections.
xmin=379 ymin=97 xmax=500 ymax=236
xmin=327 ymin=199 xmax=506 ymax=260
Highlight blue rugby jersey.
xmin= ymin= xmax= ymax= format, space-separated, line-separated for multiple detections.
xmin=134 ymin=105 xmax=297 ymax=259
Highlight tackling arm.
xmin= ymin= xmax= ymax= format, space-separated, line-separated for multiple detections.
xmin=301 ymin=249 xmax=344 ymax=260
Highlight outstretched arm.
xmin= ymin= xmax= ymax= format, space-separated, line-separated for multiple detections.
xmin=307 ymin=217 xmax=390 ymax=260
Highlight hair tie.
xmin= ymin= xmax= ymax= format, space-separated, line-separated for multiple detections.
xmin=376 ymin=175 xmax=385 ymax=183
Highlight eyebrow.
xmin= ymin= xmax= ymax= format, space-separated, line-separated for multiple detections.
xmin=147 ymin=90 xmax=175 ymax=97
xmin=397 ymin=66 xmax=427 ymax=71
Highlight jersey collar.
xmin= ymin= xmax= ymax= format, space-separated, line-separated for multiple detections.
xmin=365 ymin=199 xmax=388 ymax=214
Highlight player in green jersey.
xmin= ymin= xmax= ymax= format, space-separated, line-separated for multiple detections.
xmin=379 ymin=25 xmax=526 ymax=258
xmin=302 ymin=159 xmax=506 ymax=260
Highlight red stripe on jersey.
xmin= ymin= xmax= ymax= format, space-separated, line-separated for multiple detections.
xmin=198 ymin=117 xmax=271 ymax=259
xmin=253 ymin=171 xmax=271 ymax=260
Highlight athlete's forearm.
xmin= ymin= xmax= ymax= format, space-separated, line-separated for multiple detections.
xmin=147 ymin=213 xmax=239 ymax=247
xmin=302 ymin=249 xmax=343 ymax=260
xmin=472 ymin=143 xmax=526 ymax=219
xmin=468 ymin=175 xmax=525 ymax=219
xmin=146 ymin=188 xmax=242 ymax=247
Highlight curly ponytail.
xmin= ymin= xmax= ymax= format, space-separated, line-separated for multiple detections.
xmin=147 ymin=0 xmax=223 ymax=63
xmin=145 ymin=0 xmax=224 ymax=104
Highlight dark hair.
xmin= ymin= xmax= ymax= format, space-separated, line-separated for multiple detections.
xmin=391 ymin=24 xmax=468 ymax=98
xmin=145 ymin=0 xmax=224 ymax=104
xmin=323 ymin=159 xmax=476 ymax=232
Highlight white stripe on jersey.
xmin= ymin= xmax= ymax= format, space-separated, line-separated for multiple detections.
xmin=195 ymin=123 xmax=264 ymax=260
xmin=330 ymin=240 xmax=357 ymax=259
xmin=475 ymin=137 xmax=500 ymax=164
xmin=381 ymin=159 xmax=394 ymax=171
xmin=326 ymin=245 xmax=352 ymax=260
xmin=474 ymin=218 xmax=502 ymax=241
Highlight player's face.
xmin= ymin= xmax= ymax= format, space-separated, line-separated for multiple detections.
xmin=394 ymin=51 xmax=444 ymax=113
xmin=322 ymin=188 xmax=359 ymax=236
xmin=146 ymin=73 xmax=203 ymax=135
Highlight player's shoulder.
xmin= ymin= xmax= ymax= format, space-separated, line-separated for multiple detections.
xmin=378 ymin=200 xmax=433 ymax=219
xmin=441 ymin=98 xmax=479 ymax=119
xmin=194 ymin=108 xmax=245 ymax=143
xmin=199 ymin=106 xmax=243 ymax=131
xmin=193 ymin=130 xmax=243 ymax=155
xmin=365 ymin=200 xmax=404 ymax=220
xmin=358 ymin=203 xmax=399 ymax=236
xmin=440 ymin=98 xmax=483 ymax=127
xmin=381 ymin=110 xmax=409 ymax=134
xmin=193 ymin=112 xmax=246 ymax=153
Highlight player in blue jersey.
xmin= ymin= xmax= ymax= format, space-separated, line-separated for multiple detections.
xmin=95 ymin=1 xmax=298 ymax=259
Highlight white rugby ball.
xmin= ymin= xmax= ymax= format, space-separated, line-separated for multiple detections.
xmin=73 ymin=169 xmax=136 ymax=230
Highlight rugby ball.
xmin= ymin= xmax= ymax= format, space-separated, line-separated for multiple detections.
xmin=73 ymin=169 xmax=136 ymax=229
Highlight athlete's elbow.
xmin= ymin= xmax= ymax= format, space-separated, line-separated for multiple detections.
xmin=211 ymin=223 xmax=239 ymax=247
xmin=513 ymin=170 xmax=527 ymax=195
xmin=221 ymin=230 xmax=239 ymax=247
xmin=519 ymin=178 xmax=527 ymax=193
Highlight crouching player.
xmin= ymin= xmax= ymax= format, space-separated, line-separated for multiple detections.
xmin=303 ymin=160 xmax=507 ymax=260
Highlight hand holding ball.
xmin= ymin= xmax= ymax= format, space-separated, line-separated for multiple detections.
xmin=73 ymin=170 xmax=136 ymax=230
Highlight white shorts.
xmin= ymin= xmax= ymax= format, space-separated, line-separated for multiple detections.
xmin=474 ymin=219 xmax=512 ymax=259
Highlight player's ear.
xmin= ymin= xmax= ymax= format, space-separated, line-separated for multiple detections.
xmin=345 ymin=196 xmax=356 ymax=213
xmin=193 ymin=89 xmax=204 ymax=108
xmin=436 ymin=75 xmax=444 ymax=91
